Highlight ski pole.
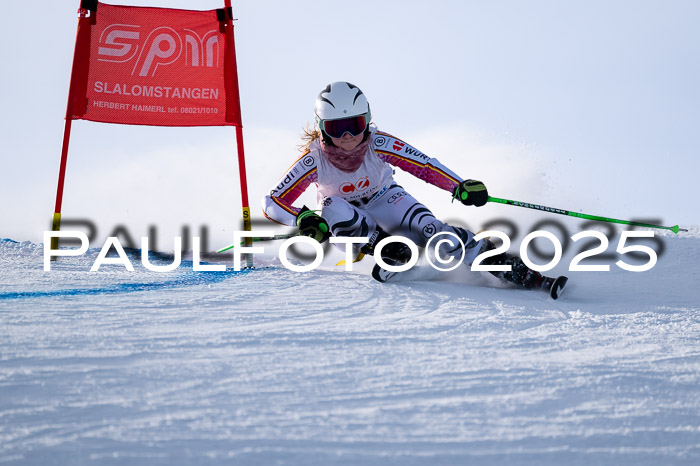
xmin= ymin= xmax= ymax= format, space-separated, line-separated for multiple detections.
xmin=487 ymin=196 xmax=687 ymax=234
xmin=216 ymin=232 xmax=299 ymax=253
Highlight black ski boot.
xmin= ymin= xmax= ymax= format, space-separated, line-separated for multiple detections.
xmin=362 ymin=228 xmax=413 ymax=283
xmin=480 ymin=239 xmax=568 ymax=299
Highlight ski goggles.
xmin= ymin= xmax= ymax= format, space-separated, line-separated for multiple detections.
xmin=319 ymin=112 xmax=370 ymax=139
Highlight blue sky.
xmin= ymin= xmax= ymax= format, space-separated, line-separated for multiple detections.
xmin=1 ymin=0 xmax=698 ymax=246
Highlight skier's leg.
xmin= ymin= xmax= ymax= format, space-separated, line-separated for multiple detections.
xmin=363 ymin=185 xmax=567 ymax=295
xmin=364 ymin=185 xmax=484 ymax=265
xmin=365 ymin=186 xmax=551 ymax=286
xmin=320 ymin=196 xmax=375 ymax=244
xmin=320 ymin=196 xmax=411 ymax=265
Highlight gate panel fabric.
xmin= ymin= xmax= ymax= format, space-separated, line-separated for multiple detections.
xmin=69 ymin=2 xmax=239 ymax=127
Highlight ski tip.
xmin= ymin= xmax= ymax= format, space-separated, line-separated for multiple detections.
xmin=549 ymin=276 xmax=568 ymax=300
xmin=371 ymin=264 xmax=395 ymax=283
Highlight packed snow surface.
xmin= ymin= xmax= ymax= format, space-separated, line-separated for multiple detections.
xmin=1 ymin=231 xmax=699 ymax=465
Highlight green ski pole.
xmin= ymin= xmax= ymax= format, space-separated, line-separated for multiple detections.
xmin=217 ymin=232 xmax=299 ymax=253
xmin=487 ymin=196 xmax=687 ymax=234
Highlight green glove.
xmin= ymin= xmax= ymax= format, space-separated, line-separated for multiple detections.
xmin=296 ymin=206 xmax=331 ymax=243
xmin=454 ymin=179 xmax=489 ymax=207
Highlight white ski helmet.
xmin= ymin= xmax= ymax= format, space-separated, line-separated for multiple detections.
xmin=314 ymin=81 xmax=371 ymax=140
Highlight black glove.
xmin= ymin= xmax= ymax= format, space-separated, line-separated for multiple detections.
xmin=296 ymin=206 xmax=331 ymax=243
xmin=454 ymin=179 xmax=489 ymax=207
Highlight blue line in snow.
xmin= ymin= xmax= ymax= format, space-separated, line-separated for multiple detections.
xmin=0 ymin=269 xmax=251 ymax=301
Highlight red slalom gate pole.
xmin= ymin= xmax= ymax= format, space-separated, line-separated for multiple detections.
xmin=223 ymin=0 xmax=254 ymax=267
xmin=52 ymin=118 xmax=73 ymax=247
xmin=51 ymin=4 xmax=93 ymax=252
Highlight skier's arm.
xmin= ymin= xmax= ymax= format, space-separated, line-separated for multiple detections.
xmin=262 ymin=151 xmax=318 ymax=226
xmin=372 ymin=131 xmax=462 ymax=193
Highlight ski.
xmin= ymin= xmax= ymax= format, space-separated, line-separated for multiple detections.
xmin=542 ymin=276 xmax=568 ymax=300
xmin=373 ymin=263 xmax=570 ymax=300
xmin=371 ymin=263 xmax=398 ymax=283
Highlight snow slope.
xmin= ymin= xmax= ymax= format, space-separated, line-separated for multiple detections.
xmin=1 ymin=231 xmax=699 ymax=465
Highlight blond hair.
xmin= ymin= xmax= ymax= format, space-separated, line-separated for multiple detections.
xmin=298 ymin=122 xmax=321 ymax=152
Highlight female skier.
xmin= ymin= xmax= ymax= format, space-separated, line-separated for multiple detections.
xmin=262 ymin=81 xmax=567 ymax=298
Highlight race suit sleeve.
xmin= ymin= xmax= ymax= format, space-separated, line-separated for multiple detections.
xmin=371 ymin=130 xmax=462 ymax=193
xmin=261 ymin=150 xmax=318 ymax=226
